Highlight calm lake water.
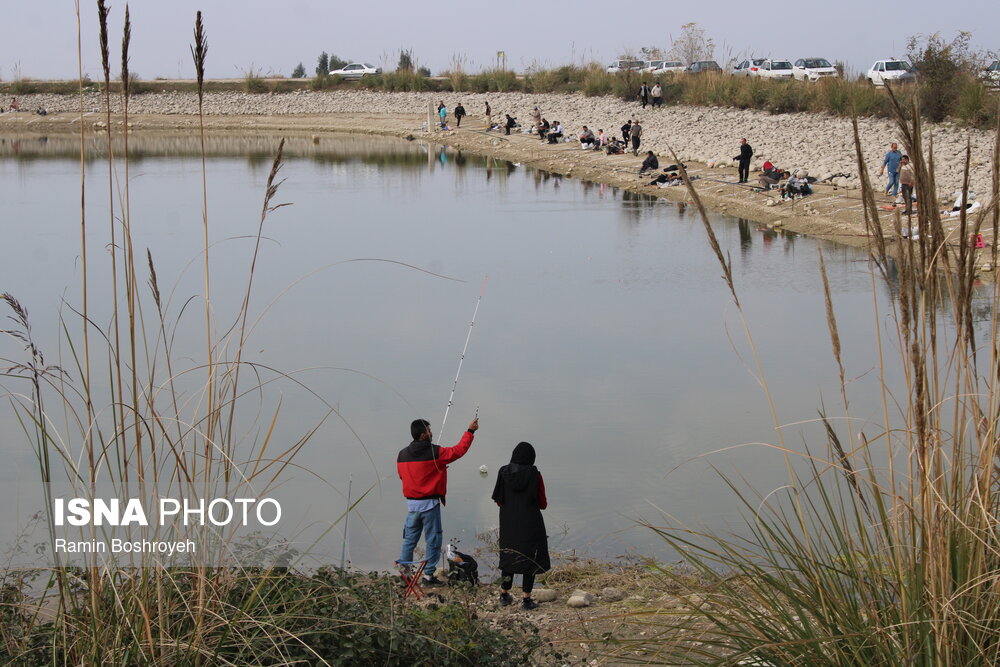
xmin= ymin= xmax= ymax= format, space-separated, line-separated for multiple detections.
xmin=0 ymin=134 xmax=982 ymax=570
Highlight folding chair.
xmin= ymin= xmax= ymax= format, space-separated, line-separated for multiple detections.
xmin=395 ymin=559 xmax=427 ymax=600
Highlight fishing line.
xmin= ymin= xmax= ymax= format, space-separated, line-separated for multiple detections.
xmin=437 ymin=275 xmax=488 ymax=454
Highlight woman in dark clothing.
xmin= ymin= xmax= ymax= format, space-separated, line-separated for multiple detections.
xmin=492 ymin=441 xmax=549 ymax=610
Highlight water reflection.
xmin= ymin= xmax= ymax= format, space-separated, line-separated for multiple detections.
xmin=2 ymin=133 xmax=996 ymax=570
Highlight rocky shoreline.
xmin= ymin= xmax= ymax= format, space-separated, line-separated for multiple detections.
xmin=3 ymin=90 xmax=997 ymax=266
xmin=7 ymin=89 xmax=996 ymax=197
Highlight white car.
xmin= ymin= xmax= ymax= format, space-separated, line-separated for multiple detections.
xmin=757 ymin=59 xmax=794 ymax=79
xmin=646 ymin=60 xmax=685 ymax=74
xmin=607 ymin=59 xmax=646 ymax=74
xmin=792 ymin=58 xmax=839 ymax=82
xmin=866 ymin=59 xmax=916 ymax=86
xmin=330 ymin=63 xmax=381 ymax=80
xmin=731 ymin=58 xmax=767 ymax=77
xmin=981 ymin=60 xmax=1000 ymax=87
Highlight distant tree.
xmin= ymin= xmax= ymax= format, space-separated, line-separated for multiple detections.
xmin=316 ymin=52 xmax=329 ymax=76
xmin=329 ymin=54 xmax=348 ymax=71
xmin=669 ymin=23 xmax=714 ymax=65
xmin=906 ymin=31 xmax=979 ymax=122
xmin=291 ymin=62 xmax=306 ymax=78
xmin=397 ymin=49 xmax=415 ymax=72
xmin=639 ymin=46 xmax=666 ymax=61
xmin=417 ymin=66 xmax=431 ymax=77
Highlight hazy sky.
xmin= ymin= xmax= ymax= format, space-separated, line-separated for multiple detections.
xmin=2 ymin=1 xmax=997 ymax=81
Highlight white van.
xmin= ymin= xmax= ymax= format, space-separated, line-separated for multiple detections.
xmin=607 ymin=60 xmax=646 ymax=74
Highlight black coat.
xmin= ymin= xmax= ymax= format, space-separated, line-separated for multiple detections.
xmin=492 ymin=462 xmax=550 ymax=574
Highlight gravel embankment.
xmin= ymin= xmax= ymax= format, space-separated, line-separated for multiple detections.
xmin=9 ymin=89 xmax=997 ymax=198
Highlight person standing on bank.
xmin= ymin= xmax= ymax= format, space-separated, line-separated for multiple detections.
xmin=620 ymin=119 xmax=632 ymax=146
xmin=734 ymin=138 xmax=753 ymax=184
xmin=492 ymin=442 xmax=550 ymax=610
xmin=630 ymin=119 xmax=643 ymax=156
xmin=454 ymin=102 xmax=466 ymax=127
xmin=899 ymin=154 xmax=915 ymax=215
xmin=639 ymin=82 xmax=651 ymax=109
xmin=398 ymin=417 xmax=480 ymax=585
xmin=879 ymin=142 xmax=902 ymax=197
xmin=651 ymin=82 xmax=662 ymax=107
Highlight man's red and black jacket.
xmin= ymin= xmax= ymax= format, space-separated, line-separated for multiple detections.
xmin=396 ymin=430 xmax=474 ymax=505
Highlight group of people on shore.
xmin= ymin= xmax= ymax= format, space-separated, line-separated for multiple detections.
xmin=432 ymin=100 xmax=919 ymax=210
xmin=879 ymin=142 xmax=916 ymax=214
xmin=397 ymin=418 xmax=550 ymax=611
xmin=1 ymin=96 xmax=46 ymax=115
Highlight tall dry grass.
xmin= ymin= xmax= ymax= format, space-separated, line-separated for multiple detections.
xmin=619 ymin=89 xmax=1000 ymax=664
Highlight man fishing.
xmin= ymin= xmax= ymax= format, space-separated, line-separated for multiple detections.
xmin=397 ymin=416 xmax=479 ymax=585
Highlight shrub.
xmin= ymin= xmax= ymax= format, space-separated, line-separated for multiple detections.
xmin=310 ymin=73 xmax=342 ymax=90
xmin=953 ymin=75 xmax=997 ymax=128
xmin=3 ymin=568 xmax=550 ymax=665
xmin=907 ymin=31 xmax=980 ymax=122
xmin=243 ymin=67 xmax=268 ymax=93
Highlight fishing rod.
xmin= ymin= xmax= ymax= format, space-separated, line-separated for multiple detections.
xmin=437 ymin=275 xmax=488 ymax=449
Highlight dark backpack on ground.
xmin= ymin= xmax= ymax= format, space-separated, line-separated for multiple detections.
xmin=446 ymin=549 xmax=479 ymax=586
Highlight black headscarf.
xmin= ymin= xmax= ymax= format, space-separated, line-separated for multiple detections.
xmin=510 ymin=441 xmax=535 ymax=465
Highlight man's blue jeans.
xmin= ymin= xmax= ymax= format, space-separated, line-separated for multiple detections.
xmin=400 ymin=504 xmax=442 ymax=574
xmin=886 ymin=170 xmax=899 ymax=196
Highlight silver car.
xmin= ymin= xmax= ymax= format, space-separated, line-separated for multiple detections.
xmin=758 ymin=59 xmax=794 ymax=79
xmin=646 ymin=60 xmax=686 ymax=74
xmin=866 ymin=60 xmax=916 ymax=86
xmin=792 ymin=58 xmax=839 ymax=82
xmin=330 ymin=63 xmax=381 ymax=80
xmin=731 ymin=58 xmax=767 ymax=77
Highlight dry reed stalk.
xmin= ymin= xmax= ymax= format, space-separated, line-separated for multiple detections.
xmin=96 ymin=0 xmax=128 ymax=501
xmin=222 ymin=139 xmax=288 ymax=478
xmin=190 ymin=13 xmax=215 ymax=486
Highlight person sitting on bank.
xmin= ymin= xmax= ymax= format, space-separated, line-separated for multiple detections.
xmin=504 ymin=114 xmax=517 ymax=135
xmin=639 ymin=150 xmax=659 ymax=174
xmin=538 ymin=118 xmax=550 ymax=142
xmin=782 ymin=172 xmax=812 ymax=199
xmin=10 ymin=97 xmax=21 ymax=111
xmin=547 ymin=121 xmax=564 ymax=144
xmin=597 ymin=129 xmax=609 ymax=150
xmin=579 ymin=125 xmax=596 ymax=149
xmin=606 ymin=137 xmax=624 ymax=155
xmin=758 ymin=161 xmax=784 ymax=191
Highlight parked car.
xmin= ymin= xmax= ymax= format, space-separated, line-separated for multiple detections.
xmin=757 ymin=59 xmax=794 ymax=79
xmin=646 ymin=60 xmax=686 ymax=74
xmin=607 ymin=59 xmax=646 ymax=74
xmin=330 ymin=63 xmax=381 ymax=79
xmin=685 ymin=60 xmax=723 ymax=74
xmin=731 ymin=58 xmax=767 ymax=77
xmin=792 ymin=58 xmax=839 ymax=82
xmin=866 ymin=59 xmax=916 ymax=86
xmin=981 ymin=60 xmax=1000 ymax=87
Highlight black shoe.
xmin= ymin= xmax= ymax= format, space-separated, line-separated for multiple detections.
xmin=522 ymin=597 xmax=539 ymax=610
xmin=499 ymin=592 xmax=513 ymax=606
xmin=422 ymin=575 xmax=443 ymax=586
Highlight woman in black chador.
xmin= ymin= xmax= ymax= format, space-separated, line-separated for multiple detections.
xmin=491 ymin=441 xmax=550 ymax=610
